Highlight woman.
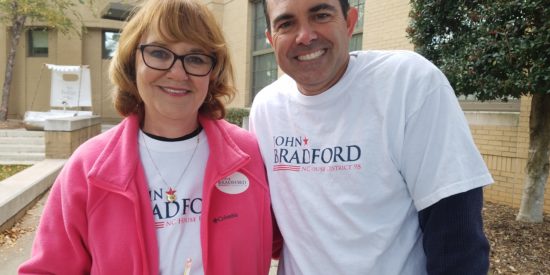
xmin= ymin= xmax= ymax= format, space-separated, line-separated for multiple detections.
xmin=18 ymin=0 xmax=272 ymax=274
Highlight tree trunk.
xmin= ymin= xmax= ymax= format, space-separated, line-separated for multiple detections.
xmin=516 ymin=93 xmax=550 ymax=223
xmin=0 ymin=1 xmax=26 ymax=121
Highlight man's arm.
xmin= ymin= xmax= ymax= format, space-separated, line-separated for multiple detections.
xmin=418 ymin=187 xmax=490 ymax=275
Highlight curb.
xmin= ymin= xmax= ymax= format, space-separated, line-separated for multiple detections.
xmin=0 ymin=159 xmax=66 ymax=232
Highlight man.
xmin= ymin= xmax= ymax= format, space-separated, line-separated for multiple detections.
xmin=249 ymin=0 xmax=493 ymax=274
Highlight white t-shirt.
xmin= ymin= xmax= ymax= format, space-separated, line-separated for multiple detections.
xmin=139 ymin=130 xmax=209 ymax=275
xmin=250 ymin=50 xmax=493 ymax=275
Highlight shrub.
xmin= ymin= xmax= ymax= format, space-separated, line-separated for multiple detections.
xmin=225 ymin=107 xmax=250 ymax=128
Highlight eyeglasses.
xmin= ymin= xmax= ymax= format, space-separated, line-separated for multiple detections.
xmin=138 ymin=44 xmax=216 ymax=77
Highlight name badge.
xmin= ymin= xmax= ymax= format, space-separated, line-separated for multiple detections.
xmin=216 ymin=172 xmax=250 ymax=194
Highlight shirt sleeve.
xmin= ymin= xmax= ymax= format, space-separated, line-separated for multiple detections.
xmin=400 ymin=82 xmax=493 ymax=210
xmin=418 ymin=187 xmax=490 ymax=274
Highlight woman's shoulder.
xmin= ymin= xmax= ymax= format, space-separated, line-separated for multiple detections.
xmin=215 ymin=119 xmax=256 ymax=142
xmin=205 ymin=118 xmax=259 ymax=152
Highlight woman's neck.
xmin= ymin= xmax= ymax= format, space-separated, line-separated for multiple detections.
xmin=141 ymin=115 xmax=200 ymax=139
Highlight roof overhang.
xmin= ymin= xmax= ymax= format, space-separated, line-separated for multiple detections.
xmin=101 ymin=2 xmax=135 ymax=21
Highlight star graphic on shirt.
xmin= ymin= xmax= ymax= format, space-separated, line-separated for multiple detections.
xmin=166 ymin=187 xmax=176 ymax=195
xmin=303 ymin=137 xmax=309 ymax=145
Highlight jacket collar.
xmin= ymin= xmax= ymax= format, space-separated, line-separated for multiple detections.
xmin=199 ymin=116 xmax=250 ymax=184
xmin=89 ymin=115 xmax=250 ymax=192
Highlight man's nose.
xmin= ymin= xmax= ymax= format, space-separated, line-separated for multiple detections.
xmin=295 ymin=23 xmax=318 ymax=45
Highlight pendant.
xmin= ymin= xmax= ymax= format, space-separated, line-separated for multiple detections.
xmin=184 ymin=258 xmax=193 ymax=275
xmin=166 ymin=187 xmax=177 ymax=203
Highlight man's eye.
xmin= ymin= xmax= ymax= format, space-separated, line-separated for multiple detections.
xmin=277 ymin=21 xmax=292 ymax=30
xmin=315 ymin=13 xmax=331 ymax=21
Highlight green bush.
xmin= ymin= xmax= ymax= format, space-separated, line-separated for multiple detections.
xmin=407 ymin=0 xmax=549 ymax=100
xmin=225 ymin=107 xmax=250 ymax=127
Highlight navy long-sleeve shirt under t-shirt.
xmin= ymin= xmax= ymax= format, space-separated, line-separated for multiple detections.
xmin=418 ymin=187 xmax=489 ymax=275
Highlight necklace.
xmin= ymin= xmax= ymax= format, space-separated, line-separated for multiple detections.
xmin=140 ymin=129 xmax=200 ymax=203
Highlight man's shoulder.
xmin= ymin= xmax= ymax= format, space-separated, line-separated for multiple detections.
xmin=352 ymin=50 xmax=444 ymax=84
xmin=353 ymin=50 xmax=431 ymax=68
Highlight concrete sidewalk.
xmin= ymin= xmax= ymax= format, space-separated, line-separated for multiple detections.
xmin=0 ymin=157 xmax=65 ymax=275
xmin=0 ymin=191 xmax=48 ymax=274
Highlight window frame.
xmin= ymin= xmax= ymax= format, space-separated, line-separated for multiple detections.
xmin=27 ymin=28 xmax=49 ymax=57
xmin=348 ymin=0 xmax=366 ymax=52
xmin=251 ymin=1 xmax=277 ymax=101
xmin=102 ymin=29 xmax=121 ymax=59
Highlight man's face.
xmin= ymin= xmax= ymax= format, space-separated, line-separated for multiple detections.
xmin=265 ymin=0 xmax=357 ymax=95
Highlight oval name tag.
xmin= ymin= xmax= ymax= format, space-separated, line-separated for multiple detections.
xmin=216 ymin=172 xmax=250 ymax=194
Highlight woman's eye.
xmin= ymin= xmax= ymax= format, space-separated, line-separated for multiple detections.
xmin=149 ymin=49 xmax=171 ymax=60
xmin=186 ymin=55 xmax=208 ymax=65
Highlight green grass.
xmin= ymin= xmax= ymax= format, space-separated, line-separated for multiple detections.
xmin=0 ymin=165 xmax=31 ymax=181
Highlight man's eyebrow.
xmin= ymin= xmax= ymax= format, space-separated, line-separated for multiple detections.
xmin=309 ymin=3 xmax=337 ymax=14
xmin=272 ymin=13 xmax=294 ymax=28
xmin=271 ymin=3 xmax=338 ymax=28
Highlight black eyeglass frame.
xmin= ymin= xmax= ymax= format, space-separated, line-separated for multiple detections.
xmin=137 ymin=44 xmax=217 ymax=77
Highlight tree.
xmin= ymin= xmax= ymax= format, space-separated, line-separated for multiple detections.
xmin=407 ymin=0 xmax=550 ymax=222
xmin=0 ymin=0 xmax=93 ymax=121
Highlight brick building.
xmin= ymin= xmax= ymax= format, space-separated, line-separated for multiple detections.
xmin=0 ymin=0 xmax=548 ymax=212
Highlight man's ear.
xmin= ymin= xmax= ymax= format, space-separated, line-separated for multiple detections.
xmin=265 ymin=29 xmax=274 ymax=46
xmin=346 ymin=7 xmax=359 ymax=36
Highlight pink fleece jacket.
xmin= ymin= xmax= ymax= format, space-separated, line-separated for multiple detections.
xmin=18 ymin=115 xmax=272 ymax=275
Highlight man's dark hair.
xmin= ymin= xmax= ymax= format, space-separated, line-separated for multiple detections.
xmin=262 ymin=0 xmax=350 ymax=32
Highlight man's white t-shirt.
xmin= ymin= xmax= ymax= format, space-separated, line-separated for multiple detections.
xmin=250 ymin=50 xmax=493 ymax=274
xmin=139 ymin=130 xmax=209 ymax=275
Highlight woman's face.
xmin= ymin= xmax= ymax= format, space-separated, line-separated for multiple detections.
xmin=135 ymin=31 xmax=212 ymax=129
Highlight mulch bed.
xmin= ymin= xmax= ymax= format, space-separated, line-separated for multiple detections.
xmin=484 ymin=201 xmax=550 ymax=274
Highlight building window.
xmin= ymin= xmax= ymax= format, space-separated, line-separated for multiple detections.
xmin=251 ymin=1 xmax=277 ymax=100
xmin=28 ymin=29 xmax=48 ymax=57
xmin=349 ymin=0 xmax=365 ymax=52
xmin=253 ymin=53 xmax=277 ymax=95
xmin=102 ymin=30 xmax=120 ymax=59
xmin=350 ymin=34 xmax=363 ymax=52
